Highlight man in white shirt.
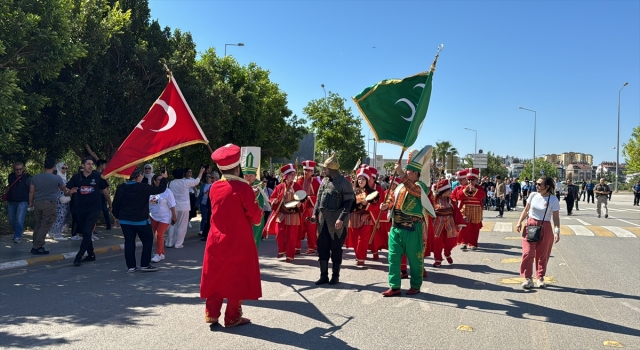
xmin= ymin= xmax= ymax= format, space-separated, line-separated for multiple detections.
xmin=166 ymin=166 xmax=205 ymax=248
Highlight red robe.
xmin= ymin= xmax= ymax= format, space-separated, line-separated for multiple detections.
xmin=369 ymin=183 xmax=387 ymax=251
xmin=296 ymin=176 xmax=321 ymax=240
xmin=451 ymin=183 xmax=485 ymax=247
xmin=200 ymin=177 xmax=263 ymax=300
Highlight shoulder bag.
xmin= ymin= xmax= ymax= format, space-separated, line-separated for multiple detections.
xmin=2 ymin=174 xmax=24 ymax=202
xmin=526 ymin=194 xmax=550 ymax=243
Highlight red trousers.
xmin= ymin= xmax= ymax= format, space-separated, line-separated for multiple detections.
xmin=205 ymin=297 xmax=243 ymax=326
xmin=352 ymin=225 xmax=373 ymax=263
xmin=277 ymin=224 xmax=299 ymax=260
xmin=150 ymin=218 xmax=169 ymax=255
xmin=433 ymin=235 xmax=456 ymax=262
xmin=520 ymin=218 xmax=555 ymax=279
xmin=457 ymin=224 xmax=481 ymax=247
xmin=297 ymin=219 xmax=317 ymax=251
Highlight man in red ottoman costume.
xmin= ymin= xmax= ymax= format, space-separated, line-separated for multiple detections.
xmin=201 ymin=143 xmax=263 ymax=327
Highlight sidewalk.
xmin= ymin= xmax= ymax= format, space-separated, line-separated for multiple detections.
xmin=0 ymin=217 xmax=204 ymax=271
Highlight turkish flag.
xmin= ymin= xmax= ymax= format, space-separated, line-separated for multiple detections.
xmin=102 ymin=75 xmax=209 ymax=178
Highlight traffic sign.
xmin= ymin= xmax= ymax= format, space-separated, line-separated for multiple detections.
xmin=472 ymin=154 xmax=488 ymax=169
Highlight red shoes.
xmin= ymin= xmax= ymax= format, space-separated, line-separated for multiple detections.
xmin=446 ymin=256 xmax=453 ymax=264
xmin=305 ymin=249 xmax=316 ymax=255
xmin=277 ymin=253 xmax=284 ymax=259
xmin=423 ymin=268 xmax=428 ymax=278
xmin=433 ymin=261 xmax=441 ymax=267
xmin=400 ymin=271 xmax=409 ymax=279
xmin=373 ymin=253 xmax=379 ymax=260
xmin=406 ymin=287 xmax=420 ymax=295
xmin=382 ymin=289 xmax=401 ymax=297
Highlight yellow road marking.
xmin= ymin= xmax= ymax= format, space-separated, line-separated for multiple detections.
xmin=498 ymin=276 xmax=556 ymax=284
xmin=481 ymin=222 xmax=496 ymax=232
xmin=504 ymin=236 xmax=521 ymax=240
xmin=26 ymin=255 xmax=64 ymax=265
xmin=559 ymin=225 xmax=574 ymax=236
xmin=603 ymin=340 xmax=623 ymax=347
xmin=457 ymin=325 xmax=473 ymax=332
xmin=586 ymin=226 xmax=616 ymax=237
xmin=501 ymin=258 xmax=522 ymax=263
xmin=624 ymin=227 xmax=640 ymax=238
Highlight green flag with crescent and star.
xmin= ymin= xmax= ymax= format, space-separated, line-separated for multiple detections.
xmin=352 ymin=49 xmax=440 ymax=150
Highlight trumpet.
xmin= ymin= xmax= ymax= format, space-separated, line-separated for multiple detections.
xmin=464 ymin=183 xmax=478 ymax=197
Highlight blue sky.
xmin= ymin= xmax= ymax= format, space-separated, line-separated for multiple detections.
xmin=149 ymin=0 xmax=639 ymax=166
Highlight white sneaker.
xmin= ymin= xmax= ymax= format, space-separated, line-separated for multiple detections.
xmin=522 ymin=278 xmax=534 ymax=289
xmin=91 ymin=235 xmax=99 ymax=241
xmin=13 ymin=237 xmax=21 ymax=243
xmin=536 ymin=277 xmax=546 ymax=288
xmin=71 ymin=235 xmax=82 ymax=241
xmin=188 ymin=222 xmax=192 ymax=228
xmin=54 ymin=236 xmax=69 ymax=241
xmin=174 ymin=244 xmax=184 ymax=249
xmin=151 ymin=254 xmax=163 ymax=263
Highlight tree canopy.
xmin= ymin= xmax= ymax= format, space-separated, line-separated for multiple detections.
xmin=0 ymin=0 xmax=305 ymax=174
xmin=520 ymin=158 xmax=558 ymax=181
xmin=303 ymin=92 xmax=366 ymax=171
xmin=622 ymin=125 xmax=640 ymax=174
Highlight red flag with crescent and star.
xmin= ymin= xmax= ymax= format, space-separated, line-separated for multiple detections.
xmin=102 ymin=75 xmax=209 ymax=178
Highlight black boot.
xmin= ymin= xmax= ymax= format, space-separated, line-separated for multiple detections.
xmin=315 ymin=260 xmax=329 ymax=285
xmin=329 ymin=261 xmax=341 ymax=285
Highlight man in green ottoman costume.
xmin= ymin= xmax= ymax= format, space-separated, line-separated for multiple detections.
xmin=380 ymin=146 xmax=435 ymax=297
xmin=241 ymin=146 xmax=266 ymax=248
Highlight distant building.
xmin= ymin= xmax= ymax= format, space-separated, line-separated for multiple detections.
xmin=596 ymin=162 xmax=627 ymax=182
xmin=544 ymin=152 xmax=593 ymax=166
xmin=566 ymin=163 xmax=593 ymax=182
xmin=509 ymin=163 xmax=524 ymax=179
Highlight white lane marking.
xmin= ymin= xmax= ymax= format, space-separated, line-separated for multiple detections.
xmin=567 ymin=225 xmax=595 ymax=236
xmin=494 ymin=222 xmax=513 ymax=232
xmin=575 ymin=219 xmax=591 ymax=225
xmin=603 ymin=226 xmax=637 ymax=238
xmin=621 ymin=302 xmax=640 ymax=313
xmin=615 ymin=219 xmax=640 ymax=227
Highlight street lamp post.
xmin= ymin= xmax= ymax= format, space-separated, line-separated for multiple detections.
xmin=464 ymin=128 xmax=477 ymax=154
xmin=616 ymin=82 xmax=628 ymax=193
xmin=321 ymin=84 xmax=326 ymax=99
xmin=224 ymin=42 xmax=244 ymax=56
xmin=519 ymin=107 xmax=537 ymax=180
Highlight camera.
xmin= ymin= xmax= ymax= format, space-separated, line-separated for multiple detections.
xmin=161 ymin=166 xmax=166 ymax=173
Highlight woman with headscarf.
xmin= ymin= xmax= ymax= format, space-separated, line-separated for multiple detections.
xmin=49 ymin=162 xmax=71 ymax=240
xmin=141 ymin=164 xmax=155 ymax=185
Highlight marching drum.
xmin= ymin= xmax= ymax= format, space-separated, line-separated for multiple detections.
xmin=293 ymin=190 xmax=307 ymax=201
xmin=365 ymin=190 xmax=380 ymax=203
xmin=284 ymin=200 xmax=301 ymax=213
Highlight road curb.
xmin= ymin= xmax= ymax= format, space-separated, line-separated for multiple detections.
xmin=0 ymin=242 xmax=142 ymax=271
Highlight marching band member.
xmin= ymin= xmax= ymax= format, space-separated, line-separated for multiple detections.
xmin=363 ymin=165 xmax=386 ymax=259
xmin=296 ymin=160 xmax=321 ymax=254
xmin=452 ymin=168 xmax=485 ymax=250
xmin=241 ymin=146 xmax=266 ymax=248
xmin=268 ymin=164 xmax=303 ymax=262
xmin=201 ymin=144 xmax=262 ymax=327
xmin=380 ymin=146 xmax=435 ymax=297
xmin=431 ymin=178 xmax=466 ymax=266
xmin=347 ymin=167 xmax=376 ymax=267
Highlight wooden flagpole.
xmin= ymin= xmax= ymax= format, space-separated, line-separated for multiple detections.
xmin=369 ymin=149 xmax=405 ymax=244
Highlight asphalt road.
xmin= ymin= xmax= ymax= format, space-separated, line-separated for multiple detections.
xmin=1 ymin=197 xmax=639 ymax=349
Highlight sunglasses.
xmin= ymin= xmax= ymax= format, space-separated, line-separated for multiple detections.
xmin=145 ymin=167 xmax=151 ymax=170
xmin=61 ymin=167 xmax=67 ymax=170
xmin=535 ymin=182 xmax=544 ymax=186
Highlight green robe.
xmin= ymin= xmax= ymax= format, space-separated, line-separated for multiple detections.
xmin=252 ymin=179 xmax=266 ymax=248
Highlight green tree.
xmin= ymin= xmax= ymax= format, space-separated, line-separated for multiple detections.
xmin=0 ymin=0 xmax=88 ymax=162
xmin=303 ymin=92 xmax=366 ymax=171
xmin=520 ymin=158 xmax=558 ymax=180
xmin=622 ymin=125 xmax=640 ymax=174
xmin=484 ymin=152 xmax=508 ymax=179
xmin=383 ymin=161 xmax=396 ymax=175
